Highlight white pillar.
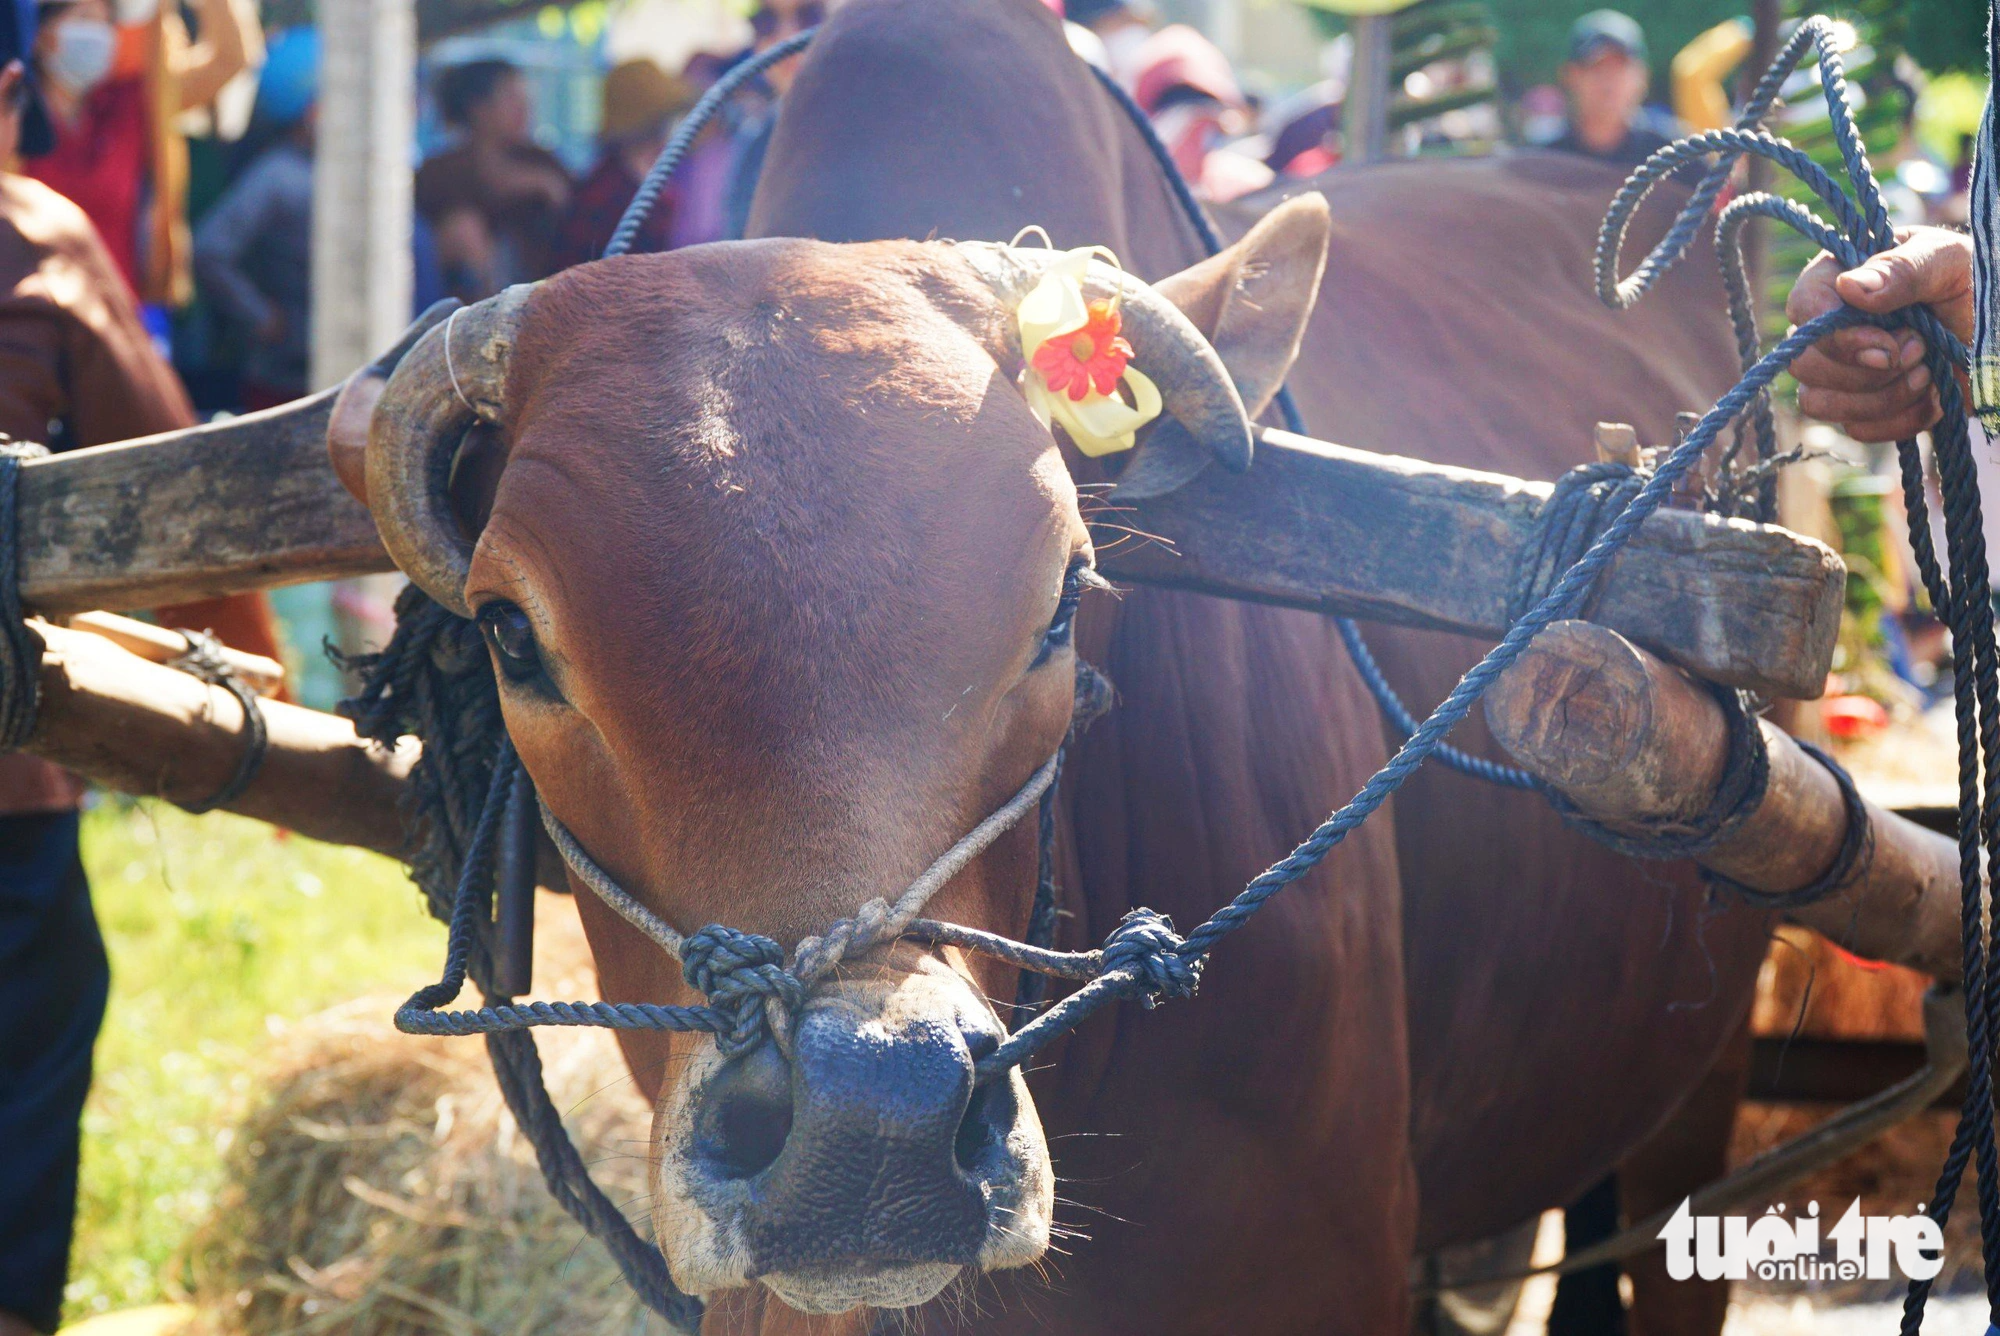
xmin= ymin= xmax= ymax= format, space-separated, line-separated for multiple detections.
xmin=311 ymin=0 xmax=415 ymax=391
xmin=1342 ymin=13 xmax=1393 ymax=166
xmin=1204 ymin=0 xmax=1242 ymax=63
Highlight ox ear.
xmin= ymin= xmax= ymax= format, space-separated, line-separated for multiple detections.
xmin=1115 ymin=194 xmax=1331 ymax=500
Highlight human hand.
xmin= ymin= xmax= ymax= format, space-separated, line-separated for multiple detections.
xmin=1785 ymin=226 xmax=1974 ymax=443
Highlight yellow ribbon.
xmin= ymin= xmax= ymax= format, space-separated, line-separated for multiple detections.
xmin=1015 ymin=245 xmax=1163 ymax=457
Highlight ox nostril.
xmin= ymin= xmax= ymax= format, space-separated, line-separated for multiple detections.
xmin=716 ymin=1086 xmax=793 ymax=1179
xmin=953 ymin=1047 xmax=1017 ymax=1177
xmin=695 ymin=1044 xmax=794 ymax=1181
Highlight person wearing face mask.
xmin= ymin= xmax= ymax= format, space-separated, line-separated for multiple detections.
xmin=0 ymin=5 xmax=280 ymax=1331
xmin=24 ymin=0 xmax=259 ymax=298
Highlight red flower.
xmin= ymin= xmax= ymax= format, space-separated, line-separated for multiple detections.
xmin=1032 ymin=299 xmax=1134 ymax=402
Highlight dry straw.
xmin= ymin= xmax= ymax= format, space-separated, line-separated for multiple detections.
xmin=173 ymin=994 xmax=666 ymax=1335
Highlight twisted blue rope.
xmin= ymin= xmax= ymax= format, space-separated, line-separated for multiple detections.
xmin=549 ymin=15 xmax=1944 ymax=1096
xmin=977 ymin=307 xmax=1859 ymax=1077
xmin=425 ymin=20 xmax=1997 ymax=1327
xmin=602 ymin=28 xmax=817 ymax=260
xmin=1084 ymin=61 xmax=1541 ymax=788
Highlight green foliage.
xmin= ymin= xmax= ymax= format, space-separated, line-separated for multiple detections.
xmin=64 ymin=802 xmax=441 ymax=1322
xmin=1905 ymin=0 xmax=1989 ymax=77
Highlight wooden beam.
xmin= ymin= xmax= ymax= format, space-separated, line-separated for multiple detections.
xmin=27 ymin=620 xmax=412 ymax=855
xmin=16 ymin=389 xmax=388 ymax=613
xmin=10 ymin=407 xmax=1844 ymax=700
xmin=68 ymin=610 xmax=285 ymax=696
xmin=1482 ymin=619 xmax=1963 ymax=982
xmin=1103 ymin=428 xmax=1844 ymax=699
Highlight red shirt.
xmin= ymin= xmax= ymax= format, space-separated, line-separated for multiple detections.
xmin=25 ymin=76 xmax=150 ymax=296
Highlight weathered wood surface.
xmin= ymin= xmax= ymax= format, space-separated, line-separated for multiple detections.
xmin=1107 ymin=427 xmax=1844 ymax=698
xmin=68 ymin=610 xmax=285 ymax=696
xmin=28 ymin=620 xmax=411 ymax=855
xmin=16 ymin=388 xmax=387 ymax=613
xmin=12 ymin=401 xmax=1843 ymax=698
xmin=1484 ymin=619 xmax=1962 ymax=982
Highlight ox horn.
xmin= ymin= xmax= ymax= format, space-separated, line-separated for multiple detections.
xmin=957 ymin=243 xmax=1254 ymax=491
xmin=365 ymin=284 xmax=536 ymax=618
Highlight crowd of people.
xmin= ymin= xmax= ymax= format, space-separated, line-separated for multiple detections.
xmin=20 ymin=0 xmax=1977 ymax=423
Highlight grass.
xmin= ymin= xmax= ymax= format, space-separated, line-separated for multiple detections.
xmin=63 ymin=799 xmax=444 ymax=1324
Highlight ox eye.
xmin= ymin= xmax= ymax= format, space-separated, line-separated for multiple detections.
xmin=476 ymin=602 xmax=543 ymax=683
xmin=1032 ymin=560 xmax=1093 ymax=668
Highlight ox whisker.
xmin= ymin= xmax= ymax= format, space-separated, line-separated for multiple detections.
xmin=1083 ymin=520 xmax=1176 ymax=556
xmin=1051 ymin=1194 xmax=1133 ymax=1226
xmin=564 ymin=1069 xmax=654 ymax=1119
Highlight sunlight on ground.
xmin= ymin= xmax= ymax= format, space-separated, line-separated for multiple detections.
xmin=64 ymin=801 xmax=443 ymax=1322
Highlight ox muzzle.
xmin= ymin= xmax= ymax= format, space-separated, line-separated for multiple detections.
xmin=665 ymin=955 xmax=1050 ymax=1312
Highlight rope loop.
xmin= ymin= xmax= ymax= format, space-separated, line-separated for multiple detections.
xmin=681 ymin=924 xmax=805 ymax=1056
xmin=1544 ymin=685 xmax=1771 ymax=865
xmin=1099 ymin=908 xmax=1200 ymax=1008
xmin=167 ymin=628 xmax=271 ymax=814
xmin=1708 ymin=739 xmax=1875 ymax=911
xmin=1509 ymin=461 xmax=1649 ymax=623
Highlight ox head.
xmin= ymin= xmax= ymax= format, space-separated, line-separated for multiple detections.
xmin=347 ymin=195 xmax=1329 ymax=1317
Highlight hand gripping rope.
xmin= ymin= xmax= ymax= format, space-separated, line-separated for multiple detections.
xmin=362 ymin=17 xmax=1994 ymax=1329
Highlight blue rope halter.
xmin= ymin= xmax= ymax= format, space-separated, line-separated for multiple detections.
xmin=377 ymin=16 xmax=1998 ymax=1329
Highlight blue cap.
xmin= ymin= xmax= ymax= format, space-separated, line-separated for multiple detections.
xmin=254 ymin=26 xmax=320 ymax=128
xmin=1568 ymin=9 xmax=1647 ymax=65
xmin=2 ymin=0 xmax=53 ymax=157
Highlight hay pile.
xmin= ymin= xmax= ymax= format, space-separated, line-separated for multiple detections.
xmin=173 ymin=899 xmax=670 ymax=1335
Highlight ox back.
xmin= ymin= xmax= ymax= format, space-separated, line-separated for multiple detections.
xmin=741 ymin=0 xmax=1768 ymax=1328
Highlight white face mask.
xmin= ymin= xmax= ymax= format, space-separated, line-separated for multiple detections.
xmin=45 ymin=19 xmax=116 ymax=95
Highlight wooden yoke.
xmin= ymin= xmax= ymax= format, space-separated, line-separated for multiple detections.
xmin=1485 ymin=619 xmax=1963 ymax=981
xmin=7 ymin=399 xmax=1843 ymax=700
xmin=26 ymin=620 xmax=412 ymax=855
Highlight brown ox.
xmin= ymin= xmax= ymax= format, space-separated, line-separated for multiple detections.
xmin=355 ymin=1 xmax=1774 ymax=1330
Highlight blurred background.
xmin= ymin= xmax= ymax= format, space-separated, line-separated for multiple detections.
xmin=18 ymin=0 xmax=1993 ymax=1332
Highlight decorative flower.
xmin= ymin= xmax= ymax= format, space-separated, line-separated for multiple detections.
xmin=1033 ymin=299 xmax=1132 ymax=401
xmin=1015 ymin=244 xmax=1162 ymax=458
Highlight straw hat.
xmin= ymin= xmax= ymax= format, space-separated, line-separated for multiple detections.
xmin=600 ymin=58 xmax=694 ymax=142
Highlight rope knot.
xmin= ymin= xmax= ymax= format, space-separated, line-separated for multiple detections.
xmin=1099 ymin=908 xmax=1200 ymax=1008
xmin=681 ymin=925 xmax=803 ymax=1056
